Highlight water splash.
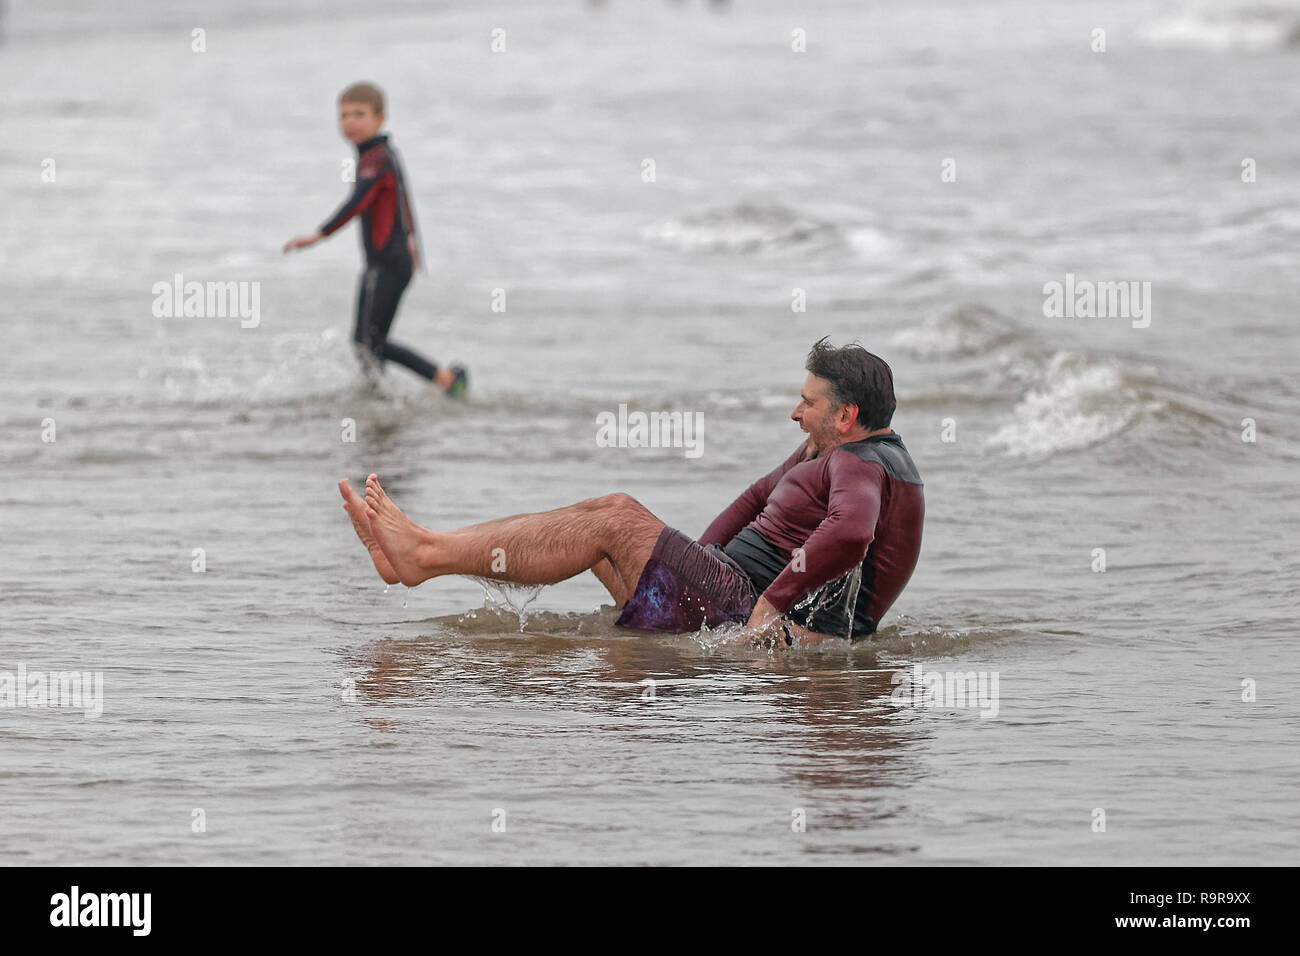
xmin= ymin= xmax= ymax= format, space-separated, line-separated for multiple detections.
xmin=471 ymin=577 xmax=545 ymax=632
xmin=839 ymin=563 xmax=864 ymax=638
xmin=791 ymin=562 xmax=865 ymax=640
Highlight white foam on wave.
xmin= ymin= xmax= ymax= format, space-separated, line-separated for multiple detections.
xmin=889 ymin=304 xmax=1020 ymax=358
xmin=1140 ymin=3 xmax=1300 ymax=52
xmin=644 ymin=203 xmax=838 ymax=253
xmin=987 ymin=352 xmax=1142 ymax=459
xmin=843 ymin=226 xmax=899 ymax=262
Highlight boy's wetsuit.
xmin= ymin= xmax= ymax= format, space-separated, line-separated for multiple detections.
xmin=699 ymin=433 xmax=925 ymax=638
xmin=319 ymin=134 xmax=436 ymax=380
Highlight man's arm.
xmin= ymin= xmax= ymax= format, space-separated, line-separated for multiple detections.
xmin=754 ymin=453 xmax=883 ymax=617
xmin=698 ymin=443 xmax=807 ymax=547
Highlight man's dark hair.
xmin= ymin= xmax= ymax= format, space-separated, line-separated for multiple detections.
xmin=804 ymin=337 xmax=896 ymax=430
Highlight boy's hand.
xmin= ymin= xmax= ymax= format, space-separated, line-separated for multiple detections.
xmin=408 ymin=237 xmax=420 ymax=271
xmin=283 ymin=232 xmax=323 ymax=253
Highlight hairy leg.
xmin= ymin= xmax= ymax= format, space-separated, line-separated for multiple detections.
xmin=362 ymin=474 xmax=663 ymax=600
xmin=590 ymin=557 xmax=632 ymax=606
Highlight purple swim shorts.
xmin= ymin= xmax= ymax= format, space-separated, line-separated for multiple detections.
xmin=614 ymin=527 xmax=757 ymax=633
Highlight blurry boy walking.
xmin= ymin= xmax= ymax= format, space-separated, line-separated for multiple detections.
xmin=285 ymin=82 xmax=466 ymax=396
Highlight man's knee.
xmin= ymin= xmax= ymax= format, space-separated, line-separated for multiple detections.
xmin=601 ymin=493 xmax=654 ymax=523
xmin=595 ymin=495 xmax=663 ymax=586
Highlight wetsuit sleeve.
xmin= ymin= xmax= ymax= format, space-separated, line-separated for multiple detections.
xmin=395 ymin=166 xmax=421 ymax=261
xmin=318 ymin=151 xmax=391 ymax=237
xmin=699 ymin=443 xmax=807 ymax=547
xmin=396 ymin=169 xmax=416 ymax=239
xmin=761 ymin=453 xmax=883 ymax=614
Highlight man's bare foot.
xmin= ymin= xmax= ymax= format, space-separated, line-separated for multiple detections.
xmin=338 ymin=479 xmax=399 ymax=585
xmin=364 ymin=473 xmax=439 ymax=587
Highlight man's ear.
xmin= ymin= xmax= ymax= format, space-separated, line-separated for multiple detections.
xmin=838 ymin=404 xmax=860 ymax=432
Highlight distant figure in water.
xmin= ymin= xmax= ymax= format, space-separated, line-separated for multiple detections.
xmin=340 ymin=339 xmax=924 ymax=645
xmin=284 ymin=81 xmax=467 ymax=397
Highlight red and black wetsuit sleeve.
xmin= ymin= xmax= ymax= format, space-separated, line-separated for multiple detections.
xmin=394 ymin=156 xmax=420 ymax=261
xmin=760 ymin=453 xmax=884 ymax=614
xmin=319 ymin=146 xmax=389 ymax=239
xmin=698 ymin=443 xmax=808 ymax=547
xmin=318 ymin=138 xmax=413 ymax=266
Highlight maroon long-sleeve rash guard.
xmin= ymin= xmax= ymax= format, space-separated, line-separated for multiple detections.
xmin=700 ymin=433 xmax=924 ymax=637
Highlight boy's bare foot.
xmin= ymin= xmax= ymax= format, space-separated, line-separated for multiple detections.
xmin=338 ymin=479 xmax=400 ymax=585
xmin=364 ymin=473 xmax=439 ymax=587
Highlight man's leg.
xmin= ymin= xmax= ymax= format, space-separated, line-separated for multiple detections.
xmin=590 ymin=558 xmax=629 ymax=605
xmin=358 ymin=474 xmax=664 ymax=603
xmin=340 ymin=479 xmax=627 ymax=597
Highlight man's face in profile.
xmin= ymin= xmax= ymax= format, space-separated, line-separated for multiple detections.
xmin=791 ymin=373 xmax=847 ymax=458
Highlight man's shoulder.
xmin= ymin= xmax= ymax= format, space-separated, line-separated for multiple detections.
xmin=834 ymin=434 xmax=922 ymax=486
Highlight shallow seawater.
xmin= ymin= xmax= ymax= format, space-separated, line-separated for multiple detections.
xmin=1 ymin=0 xmax=1298 ymax=864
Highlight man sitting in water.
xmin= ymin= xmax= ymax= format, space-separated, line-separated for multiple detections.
xmin=339 ymin=338 xmax=925 ymax=645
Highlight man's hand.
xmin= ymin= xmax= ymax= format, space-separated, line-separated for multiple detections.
xmin=745 ymin=595 xmax=790 ymax=647
xmin=283 ymin=232 xmax=323 ymax=253
xmin=408 ymin=237 xmax=420 ymax=271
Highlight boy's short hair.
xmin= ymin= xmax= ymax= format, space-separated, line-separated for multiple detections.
xmin=339 ymin=82 xmax=384 ymax=115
